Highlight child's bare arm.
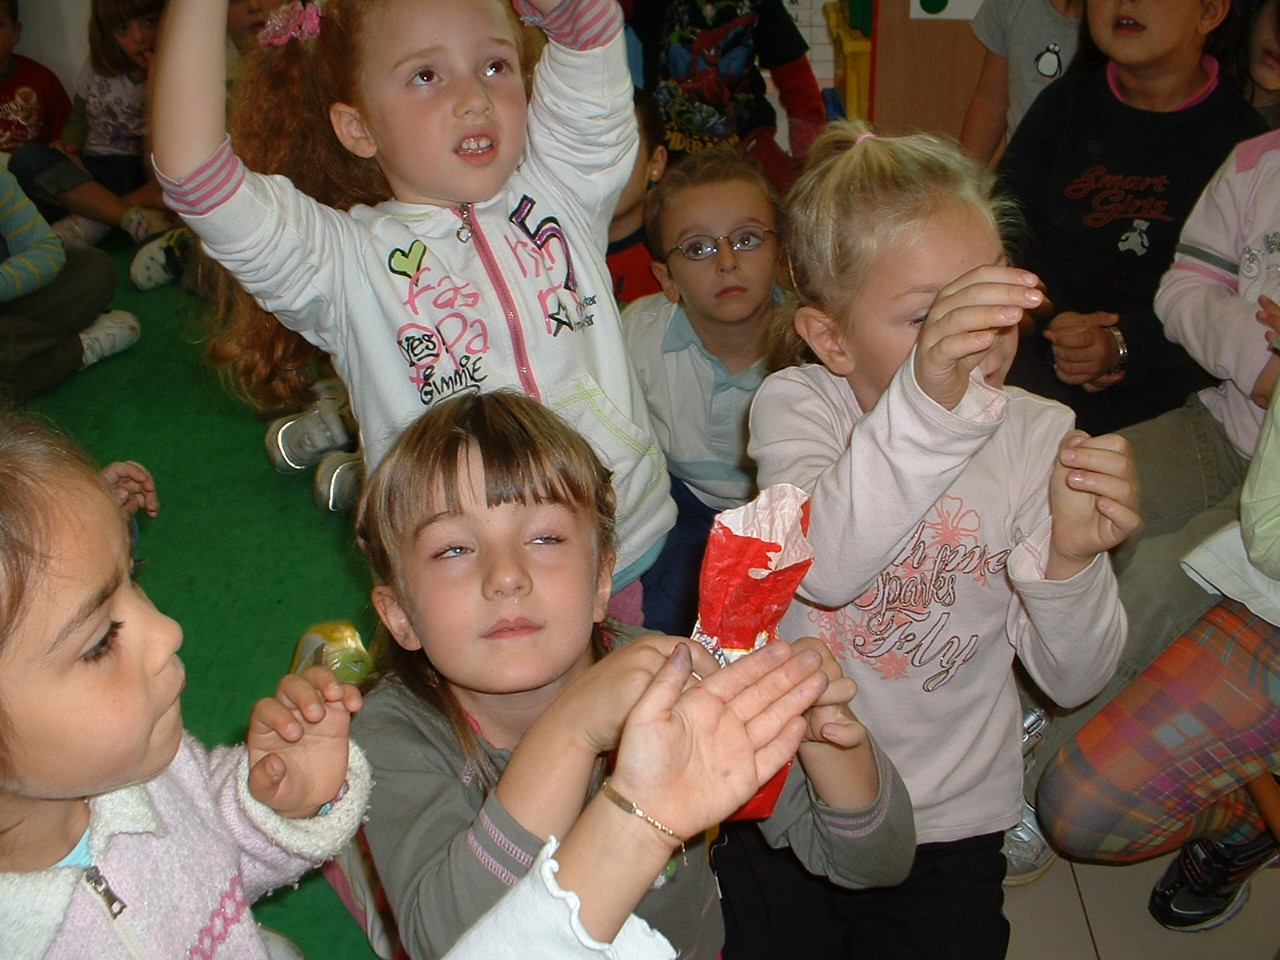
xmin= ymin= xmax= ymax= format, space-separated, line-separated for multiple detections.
xmin=151 ymin=0 xmax=229 ymax=179
xmin=100 ymin=460 xmax=159 ymax=518
xmin=786 ymin=636 xmax=881 ymax=811
xmin=1046 ymin=430 xmax=1140 ymax=580
xmin=246 ymin=666 xmax=363 ymax=818
xmin=960 ymin=50 xmax=1010 ymax=166
xmin=913 ymin=264 xmax=1042 ymax=410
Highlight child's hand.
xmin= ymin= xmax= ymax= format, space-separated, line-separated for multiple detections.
xmin=605 ymin=641 xmax=828 ymax=842
xmin=100 ymin=460 xmax=159 ymax=518
xmin=1258 ymin=294 xmax=1280 ymax=337
xmin=1252 ymin=355 xmax=1280 ymax=409
xmin=1043 ymin=311 xmax=1122 ymax=387
xmin=788 ymin=636 xmax=865 ymax=749
xmin=914 ymin=265 xmax=1041 ymax=410
xmin=247 ymin=666 xmax=362 ymax=819
xmin=563 ymin=635 xmax=721 ymax=755
xmin=1047 ymin=430 xmax=1140 ymax=580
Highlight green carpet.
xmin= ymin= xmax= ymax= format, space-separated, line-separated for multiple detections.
xmin=27 ymin=237 xmax=380 ymax=959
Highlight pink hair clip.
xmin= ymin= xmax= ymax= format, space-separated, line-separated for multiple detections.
xmin=259 ymin=0 xmax=323 ymax=47
xmin=856 ymin=132 xmax=876 ymax=145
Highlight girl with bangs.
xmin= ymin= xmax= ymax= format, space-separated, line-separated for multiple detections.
xmin=7 ymin=0 xmax=174 ymax=250
xmin=350 ymin=390 xmax=915 ymax=959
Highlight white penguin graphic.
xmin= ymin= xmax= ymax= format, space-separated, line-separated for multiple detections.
xmin=1035 ymin=42 xmax=1063 ymax=79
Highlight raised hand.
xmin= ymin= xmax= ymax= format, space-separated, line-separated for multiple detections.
xmin=914 ymin=264 xmax=1042 ymax=410
xmin=100 ymin=460 xmax=159 ymax=518
xmin=1047 ymin=430 xmax=1140 ymax=580
xmin=604 ymin=640 xmax=829 ymax=842
xmin=563 ymin=634 xmax=721 ymax=755
xmin=246 ymin=666 xmax=362 ymax=818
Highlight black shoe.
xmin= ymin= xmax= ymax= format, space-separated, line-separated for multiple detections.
xmin=1148 ymin=831 xmax=1278 ymax=931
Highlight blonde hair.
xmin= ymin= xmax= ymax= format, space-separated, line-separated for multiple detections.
xmin=770 ymin=120 xmax=1016 ymax=370
xmin=0 ymin=410 xmax=103 ymax=777
xmin=355 ymin=390 xmax=615 ymax=790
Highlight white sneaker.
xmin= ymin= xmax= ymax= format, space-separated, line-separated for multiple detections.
xmin=1002 ymin=799 xmax=1057 ymax=886
xmin=257 ymin=926 xmax=306 ymax=960
xmin=265 ymin=394 xmax=354 ymax=472
xmin=313 ymin=449 xmax=364 ymax=512
xmin=79 ymin=311 xmax=140 ymax=367
xmin=130 ymin=226 xmax=191 ymax=291
xmin=120 ymin=204 xmax=174 ymax=244
xmin=52 ymin=214 xmax=109 ymax=249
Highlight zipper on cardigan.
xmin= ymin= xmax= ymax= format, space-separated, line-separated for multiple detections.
xmin=85 ymin=866 xmax=151 ymax=960
xmin=455 ymin=203 xmax=473 ymax=243
xmin=454 ymin=204 xmax=539 ymax=399
xmin=84 ymin=865 xmax=126 ymax=918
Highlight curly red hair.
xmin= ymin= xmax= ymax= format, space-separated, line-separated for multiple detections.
xmin=206 ymin=0 xmax=541 ymax=412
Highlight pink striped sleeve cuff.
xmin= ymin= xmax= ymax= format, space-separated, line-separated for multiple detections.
xmin=156 ymin=138 xmax=245 ymax=218
xmin=513 ymin=0 xmax=621 ymax=50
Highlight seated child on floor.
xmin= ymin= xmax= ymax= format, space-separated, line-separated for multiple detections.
xmin=8 ymin=0 xmax=174 ymax=249
xmin=0 ymin=409 xmax=370 ymax=960
xmin=349 ymin=389 xmax=915 ymax=960
xmin=0 ymin=1 xmax=72 ymax=158
xmin=623 ymin=147 xmax=780 ymax=635
xmin=998 ymin=0 xmax=1266 ymax=434
xmin=0 ymin=168 xmax=138 ymax=400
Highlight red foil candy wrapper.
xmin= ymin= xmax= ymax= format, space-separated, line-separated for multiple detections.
xmin=691 ymin=484 xmax=813 ymax=819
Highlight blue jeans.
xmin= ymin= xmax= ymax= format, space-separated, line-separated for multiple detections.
xmin=8 ymin=141 xmax=146 ymax=221
xmin=640 ymin=476 xmax=720 ymax=636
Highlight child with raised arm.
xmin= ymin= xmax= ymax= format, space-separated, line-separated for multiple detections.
xmin=624 ymin=147 xmax=779 ymax=634
xmin=749 ymin=121 xmax=1138 ymax=960
xmin=0 ymin=410 xmax=370 ymax=960
xmin=350 ymin=389 xmax=915 ymax=960
xmin=151 ymin=0 xmax=675 ymax=605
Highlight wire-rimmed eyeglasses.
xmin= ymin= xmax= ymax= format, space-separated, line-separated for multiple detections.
xmin=666 ymin=225 xmax=777 ymax=262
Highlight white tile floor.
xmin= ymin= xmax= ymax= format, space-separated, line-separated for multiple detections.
xmin=1005 ymin=852 xmax=1280 ymax=960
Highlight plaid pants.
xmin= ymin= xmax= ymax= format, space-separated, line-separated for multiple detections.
xmin=1038 ymin=600 xmax=1280 ymax=862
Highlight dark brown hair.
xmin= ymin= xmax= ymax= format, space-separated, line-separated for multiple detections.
xmin=0 ymin=409 xmax=103 ymax=777
xmin=89 ymin=0 xmax=165 ymax=77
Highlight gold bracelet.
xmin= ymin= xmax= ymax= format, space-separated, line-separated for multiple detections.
xmin=600 ymin=778 xmax=686 ymax=860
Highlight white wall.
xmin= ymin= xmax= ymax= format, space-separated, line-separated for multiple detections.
xmin=18 ymin=0 xmax=89 ymax=94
